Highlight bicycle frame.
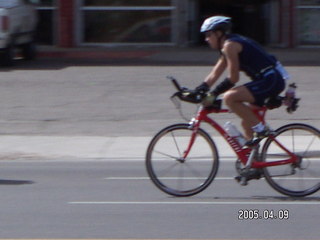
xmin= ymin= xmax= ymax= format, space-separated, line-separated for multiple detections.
xmin=183 ymin=105 xmax=299 ymax=169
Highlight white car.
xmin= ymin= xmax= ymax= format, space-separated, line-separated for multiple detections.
xmin=0 ymin=0 xmax=38 ymax=66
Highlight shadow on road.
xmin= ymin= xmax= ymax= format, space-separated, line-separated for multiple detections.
xmin=0 ymin=179 xmax=35 ymax=185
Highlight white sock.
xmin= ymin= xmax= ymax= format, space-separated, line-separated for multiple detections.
xmin=252 ymin=122 xmax=266 ymax=133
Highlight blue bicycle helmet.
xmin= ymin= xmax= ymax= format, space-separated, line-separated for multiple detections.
xmin=201 ymin=16 xmax=232 ymax=33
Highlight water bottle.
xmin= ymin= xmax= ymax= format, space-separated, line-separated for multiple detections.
xmin=284 ymin=83 xmax=297 ymax=113
xmin=224 ymin=121 xmax=246 ymax=147
xmin=284 ymin=83 xmax=296 ymax=105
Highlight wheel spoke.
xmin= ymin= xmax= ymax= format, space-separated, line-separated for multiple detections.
xmin=153 ymin=149 xmax=180 ymax=160
xmin=302 ymin=135 xmax=317 ymax=158
xmin=171 ymin=131 xmax=183 ymax=158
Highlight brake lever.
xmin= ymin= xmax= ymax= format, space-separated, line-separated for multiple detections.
xmin=167 ymin=76 xmax=182 ymax=92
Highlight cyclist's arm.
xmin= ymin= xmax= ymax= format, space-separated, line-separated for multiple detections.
xmin=222 ymin=41 xmax=242 ymax=84
xmin=204 ymin=56 xmax=227 ymax=87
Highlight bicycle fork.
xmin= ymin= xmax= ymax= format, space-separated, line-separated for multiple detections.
xmin=180 ymin=118 xmax=199 ymax=160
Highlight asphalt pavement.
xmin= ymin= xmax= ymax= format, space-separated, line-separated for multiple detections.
xmin=0 ymin=160 xmax=319 ymax=239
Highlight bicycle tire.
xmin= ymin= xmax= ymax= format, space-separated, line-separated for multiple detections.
xmin=146 ymin=123 xmax=219 ymax=197
xmin=261 ymin=123 xmax=320 ymax=197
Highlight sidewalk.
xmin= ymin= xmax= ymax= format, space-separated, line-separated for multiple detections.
xmin=0 ymin=135 xmax=234 ymax=161
xmin=0 ymin=134 xmax=314 ymax=161
xmin=0 ymin=136 xmax=151 ymax=160
xmin=38 ymin=45 xmax=320 ymax=66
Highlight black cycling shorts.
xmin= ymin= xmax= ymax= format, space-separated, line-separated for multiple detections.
xmin=245 ymin=69 xmax=285 ymax=107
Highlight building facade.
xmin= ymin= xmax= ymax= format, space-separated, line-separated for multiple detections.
xmin=36 ymin=0 xmax=320 ymax=48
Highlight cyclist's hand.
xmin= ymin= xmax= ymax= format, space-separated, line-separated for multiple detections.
xmin=175 ymin=82 xmax=210 ymax=104
xmin=202 ymin=93 xmax=217 ymax=107
xmin=195 ymin=82 xmax=210 ymax=95
xmin=180 ymin=89 xmax=204 ymax=103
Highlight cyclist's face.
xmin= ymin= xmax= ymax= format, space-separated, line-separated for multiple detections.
xmin=205 ymin=31 xmax=220 ymax=49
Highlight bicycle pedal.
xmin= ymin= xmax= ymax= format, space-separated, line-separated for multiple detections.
xmin=235 ymin=176 xmax=248 ymax=186
xmin=235 ymin=176 xmax=241 ymax=182
xmin=235 ymin=169 xmax=262 ymax=186
xmin=240 ymin=177 xmax=248 ymax=186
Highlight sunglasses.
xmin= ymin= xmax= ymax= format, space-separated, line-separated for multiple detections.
xmin=205 ymin=31 xmax=214 ymax=38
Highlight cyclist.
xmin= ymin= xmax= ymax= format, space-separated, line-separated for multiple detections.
xmin=192 ymin=16 xmax=289 ymax=146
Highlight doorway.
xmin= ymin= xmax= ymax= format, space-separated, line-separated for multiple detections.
xmin=198 ymin=0 xmax=270 ymax=44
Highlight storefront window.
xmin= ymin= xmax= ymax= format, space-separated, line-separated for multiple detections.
xmin=84 ymin=10 xmax=171 ymax=43
xmin=81 ymin=0 xmax=174 ymax=44
xmin=84 ymin=0 xmax=171 ymax=6
xmin=298 ymin=8 xmax=320 ymax=44
xmin=298 ymin=1 xmax=320 ymax=45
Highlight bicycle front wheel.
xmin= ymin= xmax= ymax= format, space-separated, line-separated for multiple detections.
xmin=146 ymin=123 xmax=219 ymax=197
xmin=262 ymin=123 xmax=320 ymax=197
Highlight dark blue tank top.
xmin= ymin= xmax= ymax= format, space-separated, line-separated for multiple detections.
xmin=226 ymin=34 xmax=277 ymax=80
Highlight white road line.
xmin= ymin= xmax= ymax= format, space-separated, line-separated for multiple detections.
xmin=104 ymin=177 xmax=320 ymax=180
xmin=104 ymin=177 xmax=234 ymax=180
xmin=68 ymin=201 xmax=320 ymax=205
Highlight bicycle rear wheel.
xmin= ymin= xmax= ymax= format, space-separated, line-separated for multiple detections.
xmin=146 ymin=123 xmax=219 ymax=197
xmin=261 ymin=123 xmax=320 ymax=197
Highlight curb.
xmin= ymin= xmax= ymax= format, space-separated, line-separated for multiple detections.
xmin=38 ymin=50 xmax=156 ymax=60
xmin=37 ymin=47 xmax=320 ymax=66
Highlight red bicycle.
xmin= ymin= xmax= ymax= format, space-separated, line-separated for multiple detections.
xmin=146 ymin=77 xmax=320 ymax=197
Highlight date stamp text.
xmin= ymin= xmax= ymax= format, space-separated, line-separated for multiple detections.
xmin=238 ymin=209 xmax=289 ymax=220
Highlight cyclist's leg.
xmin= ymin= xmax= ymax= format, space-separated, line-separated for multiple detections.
xmin=224 ymin=86 xmax=263 ymax=184
xmin=241 ymin=119 xmax=253 ymax=139
xmin=245 ymin=71 xmax=285 ymax=143
xmin=223 ymin=86 xmax=258 ymax=139
xmin=226 ymin=70 xmax=285 ymax=140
